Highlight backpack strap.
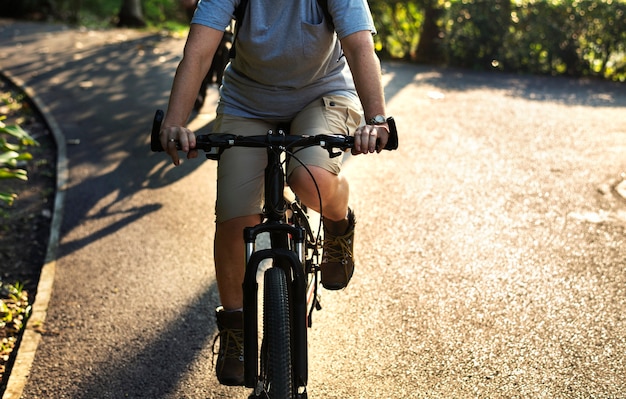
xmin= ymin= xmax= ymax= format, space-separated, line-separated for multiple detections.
xmin=229 ymin=0 xmax=249 ymax=58
xmin=318 ymin=0 xmax=333 ymax=29
xmin=233 ymin=0 xmax=248 ymax=22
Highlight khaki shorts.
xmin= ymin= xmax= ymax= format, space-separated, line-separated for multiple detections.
xmin=213 ymin=94 xmax=362 ymax=223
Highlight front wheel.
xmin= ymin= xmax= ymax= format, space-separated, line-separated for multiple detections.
xmin=262 ymin=266 xmax=294 ymax=398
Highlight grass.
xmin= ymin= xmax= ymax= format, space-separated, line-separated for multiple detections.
xmin=0 ymin=281 xmax=30 ymax=377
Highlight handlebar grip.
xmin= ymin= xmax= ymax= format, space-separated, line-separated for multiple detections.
xmin=383 ymin=117 xmax=398 ymax=151
xmin=150 ymin=109 xmax=165 ymax=152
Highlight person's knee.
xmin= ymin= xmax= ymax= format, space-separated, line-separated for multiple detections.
xmin=290 ymin=166 xmax=332 ymax=192
xmin=290 ymin=166 xmax=346 ymax=206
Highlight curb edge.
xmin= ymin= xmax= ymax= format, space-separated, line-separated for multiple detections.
xmin=1 ymin=70 xmax=67 ymax=399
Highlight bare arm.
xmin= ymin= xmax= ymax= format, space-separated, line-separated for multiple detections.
xmin=340 ymin=30 xmax=389 ymax=154
xmin=161 ymin=24 xmax=224 ymax=165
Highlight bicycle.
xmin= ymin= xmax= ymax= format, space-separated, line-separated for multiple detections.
xmin=150 ymin=109 xmax=398 ymax=398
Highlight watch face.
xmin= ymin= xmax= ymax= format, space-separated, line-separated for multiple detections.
xmin=372 ymin=115 xmax=386 ymax=124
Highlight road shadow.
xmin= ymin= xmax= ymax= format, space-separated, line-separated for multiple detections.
xmin=382 ymin=62 xmax=626 ymax=108
xmin=4 ymin=30 xmax=212 ymax=258
xmin=70 ymin=285 xmax=226 ymax=398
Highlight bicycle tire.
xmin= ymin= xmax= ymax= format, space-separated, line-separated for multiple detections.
xmin=262 ymin=266 xmax=294 ymax=398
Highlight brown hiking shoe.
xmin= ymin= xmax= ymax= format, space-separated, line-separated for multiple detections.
xmin=320 ymin=208 xmax=356 ymax=290
xmin=213 ymin=307 xmax=244 ymax=386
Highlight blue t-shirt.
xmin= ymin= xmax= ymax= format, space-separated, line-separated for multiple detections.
xmin=191 ymin=0 xmax=376 ymax=119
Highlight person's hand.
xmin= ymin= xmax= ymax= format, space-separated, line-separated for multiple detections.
xmin=160 ymin=125 xmax=198 ymax=166
xmin=352 ymin=124 xmax=389 ymax=155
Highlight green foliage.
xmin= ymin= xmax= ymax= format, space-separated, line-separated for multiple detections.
xmin=443 ymin=0 xmax=512 ymax=69
xmin=0 ymin=280 xmax=30 ymax=372
xmin=80 ymin=0 xmax=188 ymax=28
xmin=143 ymin=0 xmax=189 ymax=26
xmin=2 ymin=0 xmax=191 ymax=28
xmin=370 ymin=0 xmax=424 ymax=59
xmin=498 ymin=0 xmax=626 ymax=80
xmin=369 ymin=0 xmax=625 ymax=81
xmin=0 ymin=280 xmax=29 ymax=332
xmin=0 ymin=117 xmax=38 ymax=210
xmin=441 ymin=0 xmax=625 ymax=80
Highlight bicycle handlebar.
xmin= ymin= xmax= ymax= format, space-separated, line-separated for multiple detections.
xmin=150 ymin=109 xmax=398 ymax=159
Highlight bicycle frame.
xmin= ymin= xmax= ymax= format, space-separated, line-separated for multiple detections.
xmin=241 ymin=126 xmax=312 ymax=392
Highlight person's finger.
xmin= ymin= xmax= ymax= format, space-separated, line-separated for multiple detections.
xmin=353 ymin=127 xmax=364 ymax=154
xmin=166 ymin=138 xmax=180 ymax=165
xmin=187 ymin=149 xmax=199 ymax=159
xmin=368 ymin=128 xmax=378 ymax=153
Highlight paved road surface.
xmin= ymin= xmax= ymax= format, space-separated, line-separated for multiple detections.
xmin=1 ymin=20 xmax=625 ymax=398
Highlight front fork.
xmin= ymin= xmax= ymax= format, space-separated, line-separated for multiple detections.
xmin=242 ymin=224 xmax=308 ymax=390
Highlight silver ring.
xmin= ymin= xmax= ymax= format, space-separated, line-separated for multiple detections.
xmin=168 ymin=138 xmax=176 ymax=142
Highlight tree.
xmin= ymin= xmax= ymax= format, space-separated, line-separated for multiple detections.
xmin=414 ymin=0 xmax=444 ymax=63
xmin=118 ymin=0 xmax=146 ymax=27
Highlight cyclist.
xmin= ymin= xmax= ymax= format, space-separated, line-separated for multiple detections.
xmin=159 ymin=0 xmax=392 ymax=386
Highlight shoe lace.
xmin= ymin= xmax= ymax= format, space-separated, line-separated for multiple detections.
xmin=322 ymin=230 xmax=354 ymax=263
xmin=212 ymin=327 xmax=244 ymax=366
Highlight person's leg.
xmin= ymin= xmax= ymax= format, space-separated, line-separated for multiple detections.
xmin=288 ymin=166 xmax=350 ymax=232
xmin=214 ymin=214 xmax=260 ymax=310
xmin=288 ymin=95 xmax=361 ymax=219
xmin=288 ymin=95 xmax=362 ymax=289
xmin=213 ymin=115 xmax=274 ymax=305
xmin=211 ymin=114 xmax=271 ymax=385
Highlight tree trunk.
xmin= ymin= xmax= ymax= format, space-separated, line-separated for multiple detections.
xmin=118 ymin=0 xmax=146 ymax=27
xmin=414 ymin=0 xmax=444 ymax=64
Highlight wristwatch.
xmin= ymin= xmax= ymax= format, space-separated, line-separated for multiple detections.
xmin=368 ymin=114 xmax=387 ymax=125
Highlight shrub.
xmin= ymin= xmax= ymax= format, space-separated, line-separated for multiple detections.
xmin=439 ymin=0 xmax=626 ymax=80
xmin=0 ymin=118 xmax=38 ymax=214
xmin=369 ymin=0 xmax=625 ymax=81
xmin=499 ymin=0 xmax=626 ymax=80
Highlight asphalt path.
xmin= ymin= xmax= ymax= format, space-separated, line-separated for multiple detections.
xmin=1 ymin=19 xmax=625 ymax=398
